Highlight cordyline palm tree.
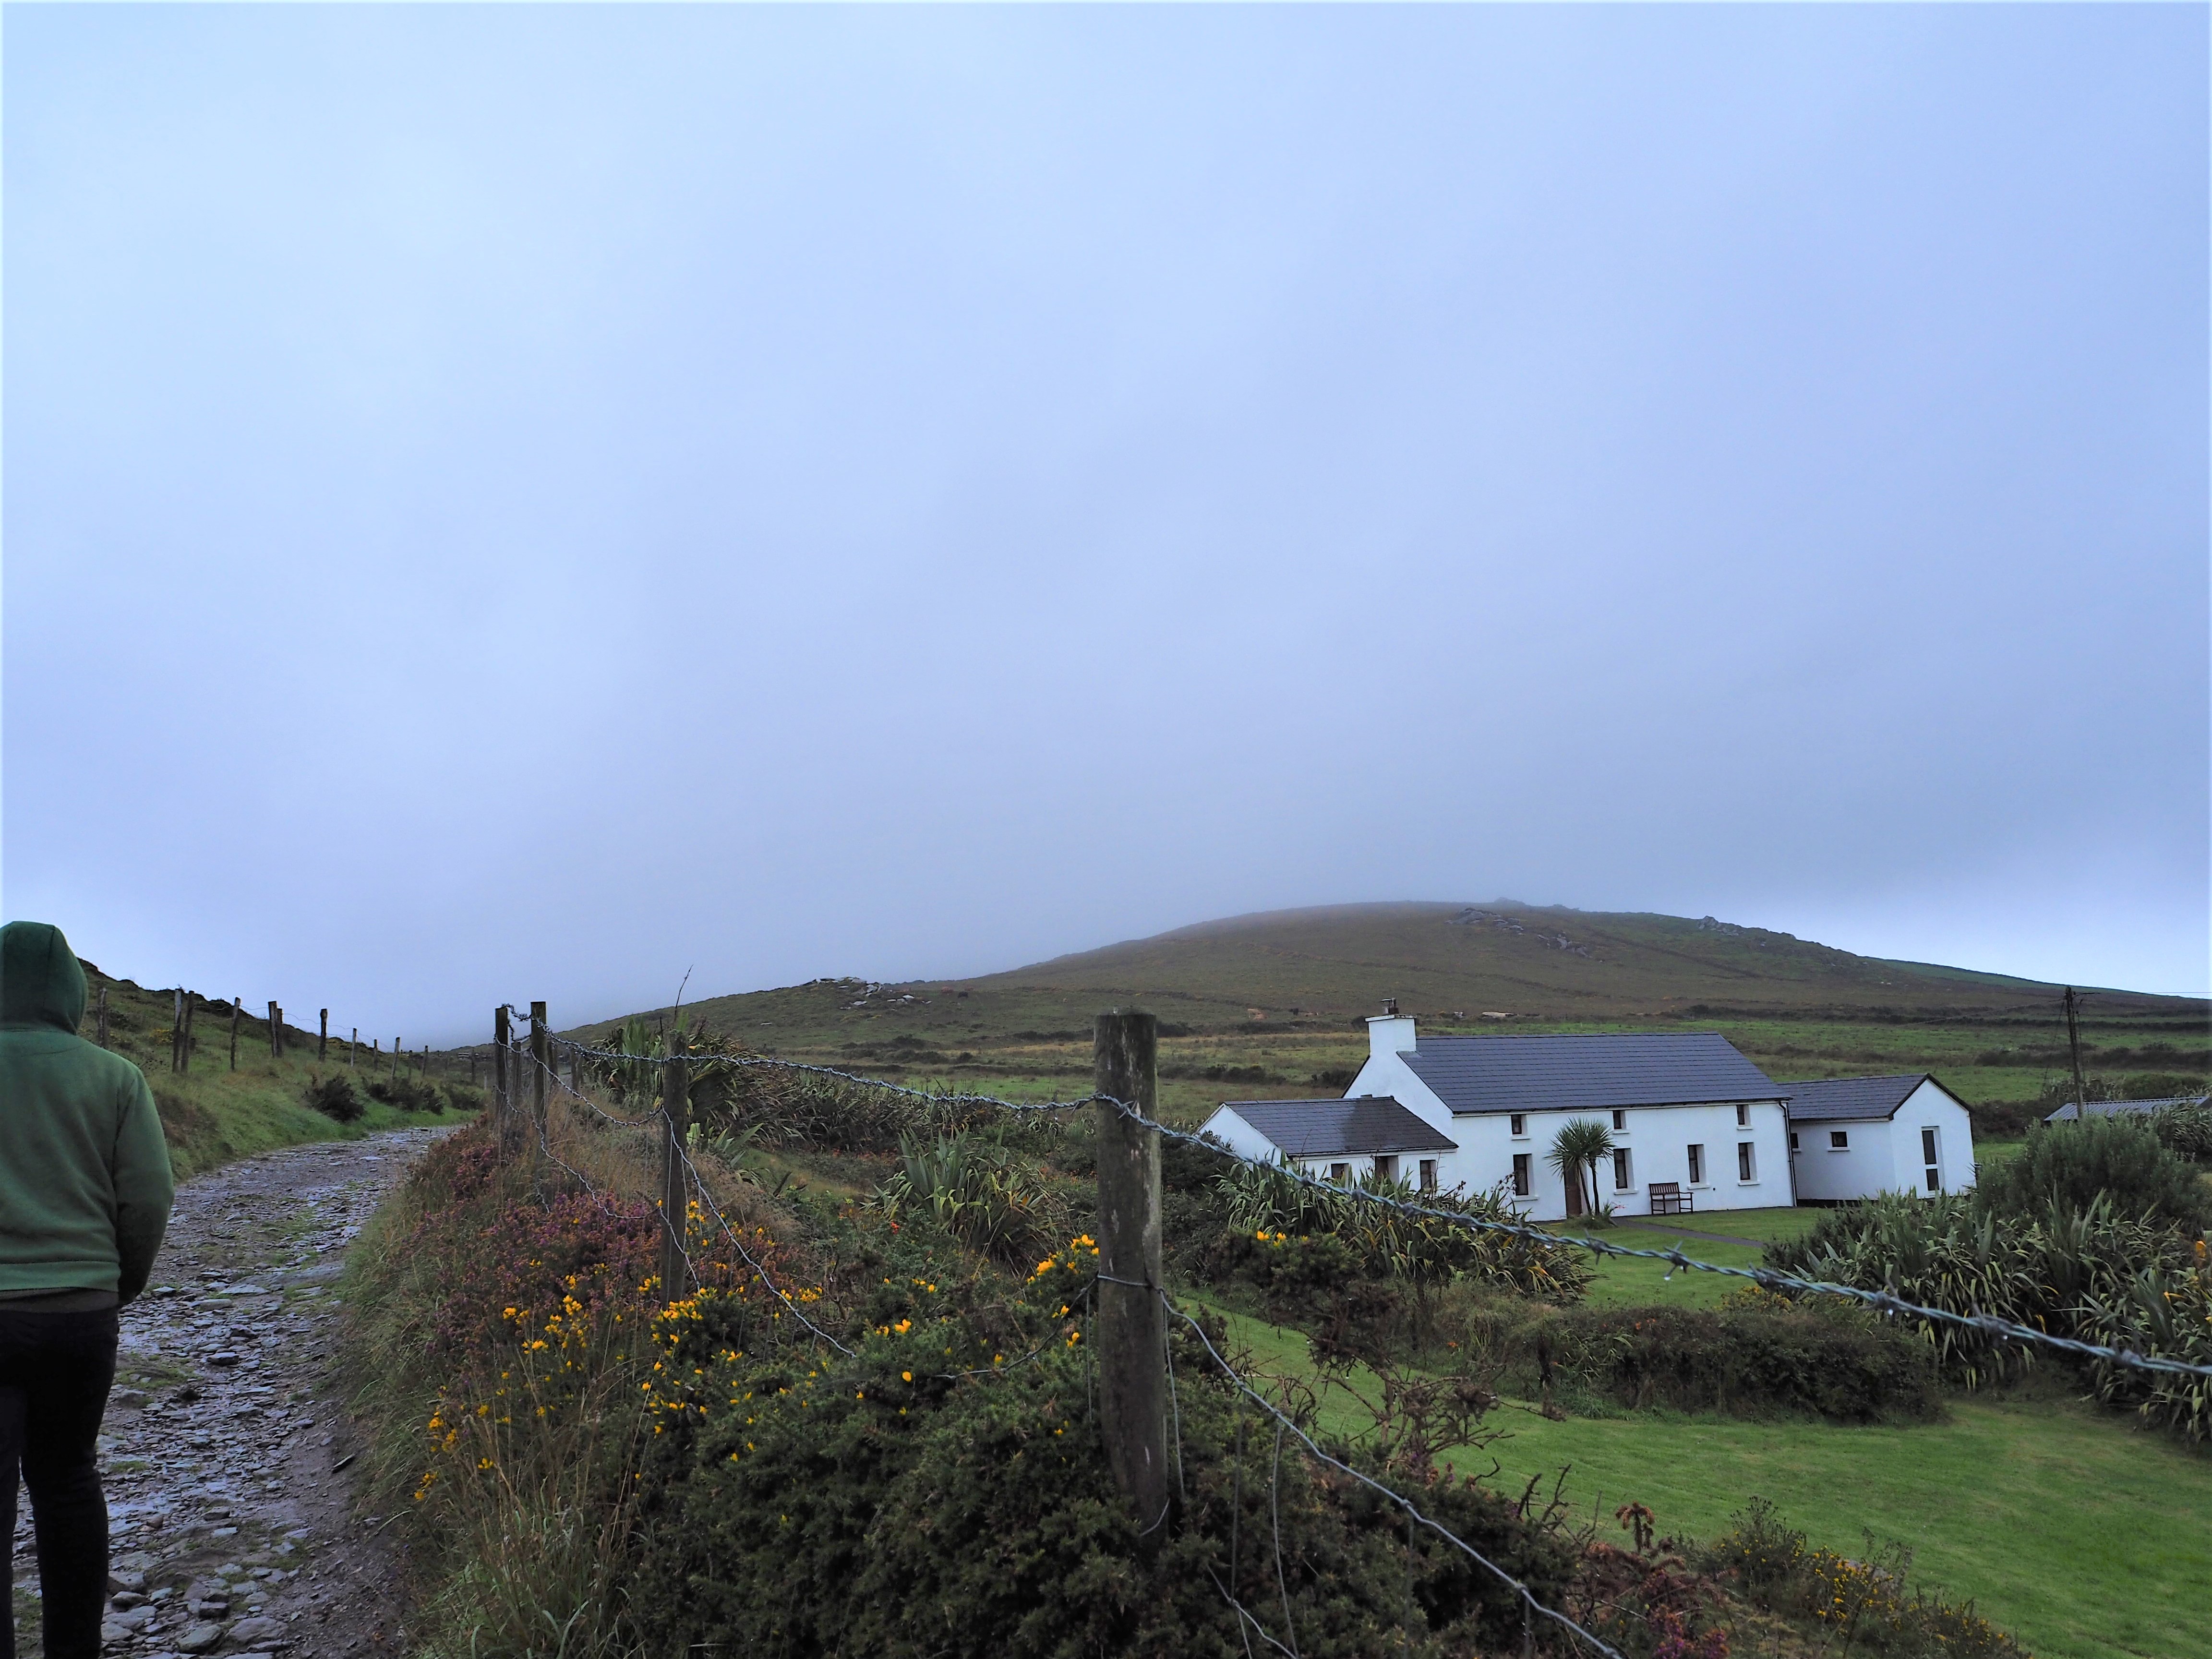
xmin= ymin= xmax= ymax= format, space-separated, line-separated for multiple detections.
xmin=1547 ymin=1118 xmax=1614 ymax=1220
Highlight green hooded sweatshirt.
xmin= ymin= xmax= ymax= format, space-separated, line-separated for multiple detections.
xmin=0 ymin=921 xmax=174 ymax=1301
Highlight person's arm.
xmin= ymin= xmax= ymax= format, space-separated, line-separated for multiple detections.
xmin=112 ymin=1071 xmax=176 ymax=1304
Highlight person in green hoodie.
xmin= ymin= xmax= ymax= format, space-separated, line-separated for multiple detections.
xmin=0 ymin=921 xmax=174 ymax=1659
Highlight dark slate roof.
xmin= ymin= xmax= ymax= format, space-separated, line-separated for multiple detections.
xmin=1397 ymin=1033 xmax=1783 ymax=1116
xmin=1777 ymin=1075 xmax=1930 ymax=1123
xmin=2043 ymin=1096 xmax=2207 ymax=1125
xmin=1218 ymin=1096 xmax=1457 ymax=1158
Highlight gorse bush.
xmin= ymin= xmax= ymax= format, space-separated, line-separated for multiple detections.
xmin=625 ymin=1237 xmax=1579 ymax=1659
xmin=1708 ymin=1500 xmax=2025 ymax=1659
xmin=366 ymin=1072 xmax=444 ymax=1114
xmin=1976 ymin=1114 xmax=2210 ymax=1231
xmin=301 ymin=1071 xmax=363 ymax=1123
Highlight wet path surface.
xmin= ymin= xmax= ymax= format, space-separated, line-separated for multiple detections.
xmin=9 ymin=1128 xmax=447 ymax=1658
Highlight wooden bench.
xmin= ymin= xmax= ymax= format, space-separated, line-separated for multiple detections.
xmin=1648 ymin=1182 xmax=1694 ymax=1215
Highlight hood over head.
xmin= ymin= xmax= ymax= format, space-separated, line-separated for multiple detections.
xmin=1 ymin=921 xmax=89 ymax=1034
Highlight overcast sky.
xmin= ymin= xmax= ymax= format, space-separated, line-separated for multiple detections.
xmin=5 ymin=5 xmax=2206 ymax=1042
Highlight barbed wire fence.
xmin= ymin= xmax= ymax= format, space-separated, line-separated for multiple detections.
xmin=468 ymin=1002 xmax=2210 ymax=1657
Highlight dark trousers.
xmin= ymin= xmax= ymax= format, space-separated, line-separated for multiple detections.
xmin=0 ymin=1309 xmax=118 ymax=1659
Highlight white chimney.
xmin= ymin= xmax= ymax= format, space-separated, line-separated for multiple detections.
xmin=1367 ymin=999 xmax=1416 ymax=1062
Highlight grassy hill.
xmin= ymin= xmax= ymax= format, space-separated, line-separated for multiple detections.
xmin=76 ymin=963 xmax=457 ymax=1179
xmin=551 ymin=902 xmax=2210 ymax=1131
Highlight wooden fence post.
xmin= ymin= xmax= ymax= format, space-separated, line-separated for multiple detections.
xmin=268 ymin=1002 xmax=282 ymax=1061
xmin=96 ymin=984 xmax=109 ymax=1049
xmin=319 ymin=1010 xmax=328 ymax=1063
xmin=170 ymin=990 xmax=184 ymax=1074
xmin=350 ymin=1028 xmax=358 ymax=1070
xmin=530 ymin=1001 xmax=549 ymax=1154
xmin=494 ymin=1007 xmax=513 ymax=1159
xmin=229 ymin=999 xmax=240 ymax=1070
xmin=661 ymin=1044 xmax=690 ymax=1301
xmin=180 ymin=993 xmax=194 ymax=1073
xmin=1094 ymin=1009 xmax=1170 ymax=1550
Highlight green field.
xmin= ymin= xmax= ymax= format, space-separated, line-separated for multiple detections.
xmin=1201 ymin=1300 xmax=2210 ymax=1659
xmin=1545 ymin=1207 xmax=1815 ymax=1307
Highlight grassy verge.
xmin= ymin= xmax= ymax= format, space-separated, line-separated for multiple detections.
xmin=1540 ymin=1208 xmax=1816 ymax=1309
xmin=83 ymin=970 xmax=455 ymax=1178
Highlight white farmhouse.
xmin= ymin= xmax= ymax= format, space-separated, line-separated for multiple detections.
xmin=1780 ymin=1074 xmax=1977 ymax=1202
xmin=1203 ymin=1008 xmax=1793 ymax=1221
xmin=1202 ymin=1096 xmax=1459 ymax=1191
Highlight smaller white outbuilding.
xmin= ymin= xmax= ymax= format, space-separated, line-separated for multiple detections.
xmin=1779 ymin=1074 xmax=1977 ymax=1203
xmin=1200 ymin=1096 xmax=1459 ymax=1191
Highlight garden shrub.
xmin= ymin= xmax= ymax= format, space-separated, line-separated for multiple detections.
xmin=1546 ymin=1298 xmax=1938 ymax=1423
xmin=302 ymin=1071 xmax=364 ymax=1123
xmin=1976 ymin=1114 xmax=2210 ymax=1231
xmin=2152 ymin=1098 xmax=2212 ymax=1164
xmin=1767 ymin=1191 xmax=2212 ymax=1438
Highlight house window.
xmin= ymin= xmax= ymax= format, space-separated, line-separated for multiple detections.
xmin=1921 ymin=1128 xmax=1942 ymax=1193
xmin=1510 ymin=1114 xmax=1526 ymax=1137
xmin=1612 ymin=1148 xmax=1632 ymax=1190
xmin=1686 ymin=1143 xmax=1705 ymax=1184
xmin=1419 ymin=1159 xmax=1437 ymax=1193
xmin=1329 ymin=1163 xmax=1351 ymax=1184
xmin=1789 ymin=1131 xmax=1800 ymax=1152
xmin=1735 ymin=1104 xmax=1749 ymax=1127
xmin=1737 ymin=1142 xmax=1756 ymax=1182
xmin=1611 ymin=1109 xmax=1626 ymax=1132
xmin=1374 ymin=1154 xmax=1399 ymax=1184
xmin=1829 ymin=1130 xmax=1849 ymax=1150
xmin=1512 ymin=1154 xmax=1531 ymax=1197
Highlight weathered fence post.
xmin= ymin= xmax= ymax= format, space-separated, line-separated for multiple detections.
xmin=96 ymin=984 xmax=109 ymax=1049
xmin=180 ymin=993 xmax=194 ymax=1073
xmin=531 ymin=1000 xmax=549 ymax=1136
xmin=660 ymin=1042 xmax=691 ymax=1301
xmin=268 ymin=1002 xmax=283 ymax=1060
xmin=392 ymin=1040 xmax=402 ymax=1084
xmin=1094 ymin=1009 xmax=1170 ymax=1551
xmin=350 ymin=1028 xmax=358 ymax=1071
xmin=170 ymin=990 xmax=185 ymax=1074
xmin=229 ymin=999 xmax=240 ymax=1070
xmin=319 ymin=1010 xmax=328 ymax=1064
xmin=494 ymin=1006 xmax=513 ymax=1159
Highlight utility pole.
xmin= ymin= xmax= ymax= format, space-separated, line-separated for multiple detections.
xmin=1094 ymin=1009 xmax=1170 ymax=1552
xmin=2063 ymin=986 xmax=2091 ymax=1122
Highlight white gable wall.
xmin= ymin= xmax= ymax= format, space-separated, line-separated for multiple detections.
xmin=1198 ymin=1104 xmax=1283 ymax=1167
xmin=1787 ymin=1079 xmax=1978 ymax=1202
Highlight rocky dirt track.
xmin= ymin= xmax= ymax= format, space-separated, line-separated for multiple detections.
xmin=9 ymin=1128 xmax=448 ymax=1658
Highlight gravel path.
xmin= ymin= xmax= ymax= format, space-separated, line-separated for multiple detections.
xmin=9 ymin=1128 xmax=449 ymax=1658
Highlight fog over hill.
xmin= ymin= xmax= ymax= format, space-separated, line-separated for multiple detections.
xmin=577 ymin=901 xmax=2206 ymax=1049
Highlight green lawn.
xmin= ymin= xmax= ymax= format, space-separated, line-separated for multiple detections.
xmin=1193 ymin=1301 xmax=2211 ymax=1659
xmin=1542 ymin=1207 xmax=1816 ymax=1308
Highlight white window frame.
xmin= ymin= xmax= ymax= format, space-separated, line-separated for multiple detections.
xmin=1611 ymin=1109 xmax=1627 ymax=1132
xmin=1511 ymin=1153 xmax=1532 ymax=1197
xmin=1418 ymin=1158 xmax=1437 ymax=1193
xmin=1612 ymin=1147 xmax=1633 ymax=1191
xmin=1329 ymin=1162 xmax=1351 ymax=1184
xmin=1921 ymin=1127 xmax=1942 ymax=1193
xmin=1737 ymin=1142 xmax=1757 ymax=1183
xmin=1686 ymin=1142 xmax=1705 ymax=1185
xmin=1828 ymin=1130 xmax=1850 ymax=1150
xmin=1510 ymin=1113 xmax=1527 ymax=1137
xmin=1374 ymin=1154 xmax=1399 ymax=1184
xmin=1735 ymin=1103 xmax=1749 ymax=1127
